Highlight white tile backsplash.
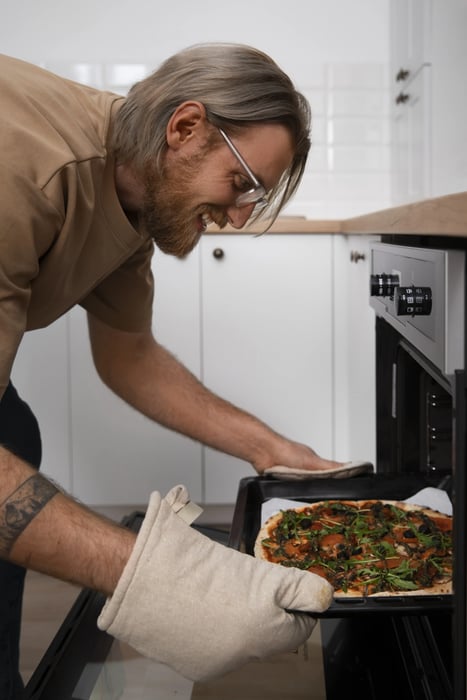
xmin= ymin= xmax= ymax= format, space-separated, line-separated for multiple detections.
xmin=328 ymin=63 xmax=389 ymax=89
xmin=299 ymin=173 xmax=334 ymax=200
xmin=297 ymin=60 xmax=392 ymax=218
xmin=329 ymin=117 xmax=391 ymax=145
xmin=329 ymin=172 xmax=391 ymax=200
xmin=310 ymin=116 xmax=326 ymax=145
xmin=300 ymin=64 xmax=327 ymax=88
xmin=44 ymin=62 xmax=104 ymax=86
xmin=103 ymin=63 xmax=148 ymax=85
xmin=330 ymin=145 xmax=391 ymax=171
xmin=302 ymin=89 xmax=327 ymax=116
xmin=307 ymin=146 xmax=328 ymax=171
xmin=328 ymin=90 xmax=389 ymax=117
xmin=284 ymin=199 xmax=390 ymax=219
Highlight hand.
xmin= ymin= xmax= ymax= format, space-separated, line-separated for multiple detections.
xmin=255 ymin=439 xmax=373 ymax=480
xmin=254 ymin=438 xmax=344 ymax=474
xmin=98 ymin=485 xmax=333 ymax=681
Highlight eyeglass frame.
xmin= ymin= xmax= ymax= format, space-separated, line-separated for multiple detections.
xmin=218 ymin=128 xmax=268 ymax=209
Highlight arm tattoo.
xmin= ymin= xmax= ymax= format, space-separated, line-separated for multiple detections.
xmin=0 ymin=474 xmax=58 ymax=557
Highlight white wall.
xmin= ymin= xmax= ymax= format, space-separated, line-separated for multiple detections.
xmin=1 ymin=0 xmax=391 ymax=219
xmin=2 ymin=0 xmax=388 ymax=65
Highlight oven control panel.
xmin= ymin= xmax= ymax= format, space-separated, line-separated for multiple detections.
xmin=370 ymin=274 xmax=432 ymax=316
xmin=394 ymin=286 xmax=432 ymax=316
xmin=370 ymin=273 xmax=400 ymax=297
xmin=369 ymin=243 xmax=465 ymax=375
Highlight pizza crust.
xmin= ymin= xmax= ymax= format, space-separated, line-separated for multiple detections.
xmin=254 ymin=499 xmax=452 ymax=598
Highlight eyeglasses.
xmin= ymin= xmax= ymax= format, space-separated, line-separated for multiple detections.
xmin=218 ymin=128 xmax=267 ymax=208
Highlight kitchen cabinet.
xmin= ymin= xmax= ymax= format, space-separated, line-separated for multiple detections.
xmin=200 ymin=234 xmax=334 ymax=503
xmin=11 ymin=232 xmax=373 ymax=507
xmin=69 ymin=247 xmax=203 ymax=506
xmin=70 ymin=233 xmax=336 ymax=506
xmin=333 ymin=235 xmax=378 ymax=467
xmin=390 ymin=0 xmax=430 ymax=85
xmin=11 ymin=317 xmax=72 ymax=491
xmin=390 ymin=0 xmax=467 ymax=204
xmin=391 ymin=66 xmax=431 ymax=205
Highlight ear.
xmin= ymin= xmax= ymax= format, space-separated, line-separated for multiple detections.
xmin=166 ymin=101 xmax=209 ymax=150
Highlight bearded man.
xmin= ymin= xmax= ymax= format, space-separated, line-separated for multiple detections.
xmin=0 ymin=44 xmax=368 ymax=698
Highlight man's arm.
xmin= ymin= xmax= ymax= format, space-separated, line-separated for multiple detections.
xmin=87 ymin=314 xmax=342 ymax=473
xmin=0 ymin=445 xmax=135 ymax=595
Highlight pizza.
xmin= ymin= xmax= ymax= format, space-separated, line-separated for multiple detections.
xmin=255 ymin=499 xmax=453 ymax=597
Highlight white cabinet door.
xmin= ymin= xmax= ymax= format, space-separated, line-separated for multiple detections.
xmin=10 ymin=317 xmax=71 ymax=491
xmin=390 ymin=0 xmax=467 ymax=204
xmin=333 ymin=235 xmax=378 ymax=466
xmin=391 ymin=66 xmax=432 ymax=204
xmin=200 ymin=234 xmax=334 ymax=504
xmin=430 ymin=0 xmax=467 ymax=198
xmin=69 ymin=247 xmax=203 ymax=506
xmin=390 ymin=0 xmax=430 ymax=84
xmin=390 ymin=0 xmax=432 ymax=205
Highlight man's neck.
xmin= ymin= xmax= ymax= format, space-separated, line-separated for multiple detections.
xmin=114 ymin=163 xmax=145 ymax=213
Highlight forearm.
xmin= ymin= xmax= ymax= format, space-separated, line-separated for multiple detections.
xmin=0 ymin=446 xmax=135 ymax=595
xmin=91 ymin=324 xmax=284 ymax=470
xmin=89 ymin=315 xmax=340 ymax=473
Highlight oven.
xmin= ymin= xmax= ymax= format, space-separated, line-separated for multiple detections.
xmin=229 ymin=237 xmax=466 ymax=699
xmin=369 ymin=239 xmax=467 ymax=700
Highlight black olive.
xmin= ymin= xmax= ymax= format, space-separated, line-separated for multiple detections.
xmin=418 ymin=524 xmax=432 ymax=535
xmin=352 ymin=546 xmax=363 ymax=555
xmin=403 ymin=529 xmax=415 ymax=538
xmin=337 ymin=549 xmax=350 ymax=560
xmin=300 ymin=518 xmax=312 ymax=529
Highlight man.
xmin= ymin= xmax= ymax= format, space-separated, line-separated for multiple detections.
xmin=0 ymin=43 xmax=365 ymax=697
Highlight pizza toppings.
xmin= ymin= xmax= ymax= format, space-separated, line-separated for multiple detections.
xmin=256 ymin=500 xmax=453 ymax=597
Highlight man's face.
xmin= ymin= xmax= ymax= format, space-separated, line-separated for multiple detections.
xmin=140 ymin=123 xmax=294 ymax=259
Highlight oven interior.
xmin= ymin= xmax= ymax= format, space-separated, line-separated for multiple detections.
xmin=229 ymin=473 xmax=454 ymax=700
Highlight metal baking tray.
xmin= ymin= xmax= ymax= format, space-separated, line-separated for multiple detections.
xmin=228 ymin=474 xmax=454 ymax=617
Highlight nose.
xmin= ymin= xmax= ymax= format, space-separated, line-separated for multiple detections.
xmin=225 ymin=203 xmax=256 ymax=229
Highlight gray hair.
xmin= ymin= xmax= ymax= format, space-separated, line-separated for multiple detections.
xmin=111 ymin=43 xmax=311 ymax=225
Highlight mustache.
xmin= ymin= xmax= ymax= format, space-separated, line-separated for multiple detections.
xmin=203 ymin=208 xmax=229 ymax=229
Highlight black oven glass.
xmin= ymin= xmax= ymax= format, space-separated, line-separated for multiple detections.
xmin=376 ymin=316 xmax=454 ymax=478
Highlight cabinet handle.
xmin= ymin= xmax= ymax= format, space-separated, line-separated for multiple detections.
xmin=395 ymin=92 xmax=410 ymax=105
xmin=396 ymin=68 xmax=410 ymax=82
xmin=213 ymin=247 xmax=224 ymax=260
xmin=350 ymin=250 xmax=366 ymax=263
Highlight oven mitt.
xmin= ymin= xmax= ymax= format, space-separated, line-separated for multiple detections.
xmin=263 ymin=460 xmax=373 ymax=480
xmin=97 ymin=485 xmax=333 ymax=681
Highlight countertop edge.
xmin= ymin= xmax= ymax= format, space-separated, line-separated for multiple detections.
xmin=204 ymin=218 xmax=342 ymax=234
xmin=206 ymin=191 xmax=467 ymax=237
xmin=341 ymin=191 xmax=467 ymax=237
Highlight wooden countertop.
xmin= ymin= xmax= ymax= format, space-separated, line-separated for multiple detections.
xmin=206 ymin=191 xmax=467 ymax=237
xmin=205 ymin=216 xmax=341 ymax=234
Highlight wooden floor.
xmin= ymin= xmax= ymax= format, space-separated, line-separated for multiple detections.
xmin=20 ymin=570 xmax=81 ymax=684
xmin=19 ymin=561 xmax=327 ymax=700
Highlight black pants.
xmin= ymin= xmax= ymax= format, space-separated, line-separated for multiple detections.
xmin=0 ymin=383 xmax=42 ymax=700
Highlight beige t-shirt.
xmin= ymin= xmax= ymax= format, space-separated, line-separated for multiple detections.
xmin=0 ymin=54 xmax=155 ymax=397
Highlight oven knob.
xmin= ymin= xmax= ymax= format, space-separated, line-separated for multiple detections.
xmin=370 ymin=273 xmax=400 ymax=297
xmin=395 ymin=286 xmax=432 ymax=316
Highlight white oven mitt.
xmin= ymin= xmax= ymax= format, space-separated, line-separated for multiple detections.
xmin=264 ymin=460 xmax=374 ymax=480
xmin=97 ymin=485 xmax=333 ymax=681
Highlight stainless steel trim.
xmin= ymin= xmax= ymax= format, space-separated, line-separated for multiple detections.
xmin=370 ymin=243 xmax=465 ymax=377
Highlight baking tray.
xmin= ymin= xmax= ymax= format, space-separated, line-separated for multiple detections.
xmin=228 ymin=473 xmax=454 ymax=617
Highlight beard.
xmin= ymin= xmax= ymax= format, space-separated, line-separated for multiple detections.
xmin=139 ymin=152 xmax=227 ymax=259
